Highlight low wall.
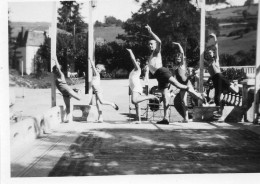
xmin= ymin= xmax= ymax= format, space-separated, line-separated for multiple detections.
xmin=10 ymin=104 xmax=99 ymax=153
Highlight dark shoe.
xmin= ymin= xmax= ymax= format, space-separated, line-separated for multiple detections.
xmin=156 ymin=119 xmax=169 ymax=125
xmin=114 ymin=104 xmax=119 ymax=111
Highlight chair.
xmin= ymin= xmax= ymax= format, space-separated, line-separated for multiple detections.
xmin=128 ymin=85 xmax=177 ymax=122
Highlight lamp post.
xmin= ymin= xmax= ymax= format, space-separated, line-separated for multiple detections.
xmin=51 ymin=1 xmax=57 ymax=107
xmin=198 ymin=0 xmax=205 ymax=106
xmin=86 ymin=0 xmax=97 ymax=94
xmin=253 ymin=1 xmax=260 ymax=124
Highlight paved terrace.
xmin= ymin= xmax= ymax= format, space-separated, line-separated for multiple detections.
xmin=9 ymin=79 xmax=260 ymax=177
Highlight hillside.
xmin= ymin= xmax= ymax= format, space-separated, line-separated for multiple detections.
xmin=207 ymin=4 xmax=257 ymax=55
xmin=10 ymin=22 xmax=51 ymax=38
xmin=207 ymin=6 xmax=246 ymax=21
xmin=218 ymin=30 xmax=256 ymax=55
xmin=94 ymin=26 xmax=125 ymax=43
xmin=10 ymin=22 xmax=125 ymax=43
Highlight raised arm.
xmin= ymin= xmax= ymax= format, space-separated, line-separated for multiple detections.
xmin=88 ymin=58 xmax=98 ymax=76
xmin=145 ymin=24 xmax=161 ymax=53
xmin=172 ymin=42 xmax=185 ymax=64
xmin=209 ymin=33 xmax=219 ymax=63
xmin=126 ymin=48 xmax=140 ymax=71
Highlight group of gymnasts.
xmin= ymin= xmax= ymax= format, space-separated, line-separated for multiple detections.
xmin=52 ymin=24 xmax=239 ymax=124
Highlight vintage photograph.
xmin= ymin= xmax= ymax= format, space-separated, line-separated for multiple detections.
xmin=2 ymin=0 xmax=260 ymax=183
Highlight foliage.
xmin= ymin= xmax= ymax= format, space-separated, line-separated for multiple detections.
xmin=8 ymin=10 xmax=16 ymax=68
xmin=57 ymin=1 xmax=86 ymax=34
xmin=95 ymin=16 xmax=123 ymax=27
xmin=36 ymin=36 xmax=51 ymax=73
xmin=221 ymin=68 xmax=246 ymax=82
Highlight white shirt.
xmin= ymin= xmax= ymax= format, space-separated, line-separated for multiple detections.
xmin=148 ymin=52 xmax=162 ymax=74
xmin=129 ymin=68 xmax=143 ymax=94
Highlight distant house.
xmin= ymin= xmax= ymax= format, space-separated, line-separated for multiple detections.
xmin=15 ymin=27 xmax=46 ymax=75
xmin=15 ymin=27 xmax=72 ymax=75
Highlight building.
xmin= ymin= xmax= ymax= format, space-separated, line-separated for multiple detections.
xmin=15 ymin=27 xmax=72 ymax=75
xmin=15 ymin=27 xmax=46 ymax=75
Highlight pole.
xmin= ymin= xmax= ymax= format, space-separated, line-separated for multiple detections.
xmin=253 ymin=1 xmax=260 ymax=124
xmin=22 ymin=60 xmax=24 ymax=98
xmin=86 ymin=1 xmax=95 ymax=94
xmin=199 ymin=0 xmax=205 ymax=106
xmin=51 ymin=1 xmax=57 ymax=107
xmin=21 ymin=60 xmax=23 ymax=77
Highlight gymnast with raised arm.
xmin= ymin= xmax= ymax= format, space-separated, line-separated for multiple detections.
xmin=204 ymin=33 xmax=239 ymax=121
xmin=172 ymin=42 xmax=195 ymax=123
xmin=126 ymin=48 xmax=159 ymax=124
xmin=52 ymin=57 xmax=82 ymax=123
xmin=145 ymin=24 xmax=206 ymax=125
xmin=89 ymin=58 xmax=119 ymax=123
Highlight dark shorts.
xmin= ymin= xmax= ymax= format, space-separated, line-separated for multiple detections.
xmin=212 ymin=73 xmax=231 ymax=93
xmin=56 ymin=82 xmax=71 ymax=98
xmin=154 ymin=67 xmax=172 ymax=90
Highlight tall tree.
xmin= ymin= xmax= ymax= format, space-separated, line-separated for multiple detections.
xmin=57 ymin=1 xmax=86 ymax=34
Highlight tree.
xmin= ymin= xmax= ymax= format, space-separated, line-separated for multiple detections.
xmin=8 ymin=10 xmax=16 ymax=68
xmin=57 ymin=1 xmax=86 ymax=34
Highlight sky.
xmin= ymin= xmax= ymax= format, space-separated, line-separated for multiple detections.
xmin=8 ymin=0 xmax=145 ymax=23
xmin=8 ymin=0 xmax=250 ymax=23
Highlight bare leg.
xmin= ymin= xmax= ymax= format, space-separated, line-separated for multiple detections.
xmin=162 ymin=88 xmax=170 ymax=121
xmin=131 ymin=91 xmax=158 ymax=104
xmin=180 ymin=90 xmax=189 ymax=121
xmin=134 ymin=103 xmax=141 ymax=123
xmin=229 ymin=83 xmax=239 ymax=94
xmin=95 ymin=94 xmax=103 ymax=122
xmin=96 ymin=91 xmax=118 ymax=110
xmin=67 ymin=88 xmax=81 ymax=101
xmin=168 ymin=76 xmax=205 ymax=102
xmin=63 ymin=96 xmax=71 ymax=123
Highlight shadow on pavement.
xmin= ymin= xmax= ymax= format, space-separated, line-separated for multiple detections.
xmin=48 ymin=128 xmax=260 ymax=176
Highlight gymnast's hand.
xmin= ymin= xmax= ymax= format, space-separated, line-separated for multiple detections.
xmin=172 ymin=42 xmax=180 ymax=45
xmin=209 ymin=33 xmax=217 ymax=41
xmin=145 ymin=24 xmax=152 ymax=33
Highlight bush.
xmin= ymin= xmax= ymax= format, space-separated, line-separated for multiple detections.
xmin=221 ymin=68 xmax=247 ymax=82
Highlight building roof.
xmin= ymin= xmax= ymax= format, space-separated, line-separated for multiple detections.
xmin=26 ymin=30 xmax=45 ymax=46
xmin=16 ymin=28 xmax=45 ymax=47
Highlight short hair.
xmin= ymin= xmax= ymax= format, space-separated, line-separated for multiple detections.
xmin=96 ymin=64 xmax=106 ymax=72
xmin=204 ymin=46 xmax=216 ymax=60
xmin=148 ymin=40 xmax=156 ymax=44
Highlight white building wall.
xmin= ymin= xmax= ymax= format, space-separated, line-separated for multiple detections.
xmin=16 ymin=47 xmax=26 ymax=74
xmin=25 ymin=46 xmax=40 ymax=75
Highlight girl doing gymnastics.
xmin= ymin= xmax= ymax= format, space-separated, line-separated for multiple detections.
xmin=126 ymin=48 xmax=159 ymax=124
xmin=52 ymin=57 xmax=82 ymax=123
xmin=89 ymin=58 xmax=119 ymax=123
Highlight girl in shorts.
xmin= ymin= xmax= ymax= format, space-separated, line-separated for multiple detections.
xmin=52 ymin=57 xmax=82 ymax=123
xmin=89 ymin=58 xmax=119 ymax=123
xmin=126 ymin=48 xmax=158 ymax=124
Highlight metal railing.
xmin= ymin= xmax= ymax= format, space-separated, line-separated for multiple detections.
xmin=220 ymin=66 xmax=255 ymax=74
